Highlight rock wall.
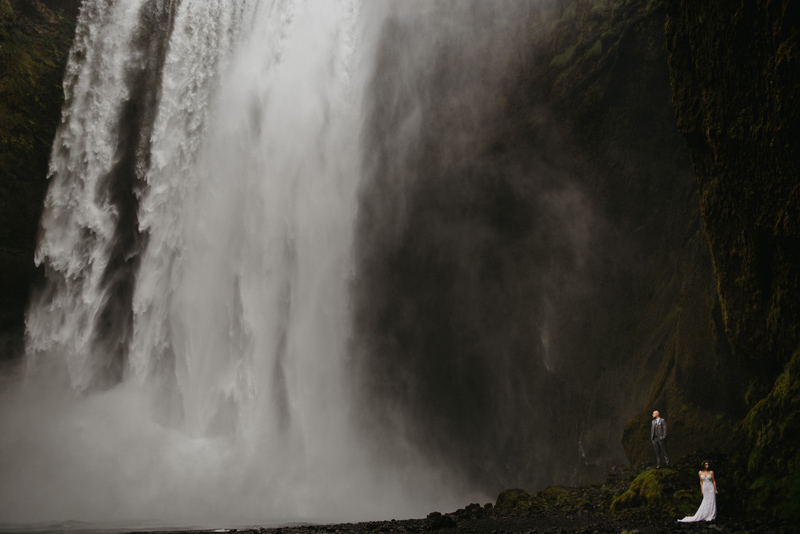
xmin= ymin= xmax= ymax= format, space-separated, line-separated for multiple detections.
xmin=666 ymin=0 xmax=799 ymax=386
xmin=664 ymin=0 xmax=800 ymax=517
xmin=536 ymin=0 xmax=748 ymax=473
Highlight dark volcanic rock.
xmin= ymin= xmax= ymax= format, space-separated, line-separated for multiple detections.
xmin=426 ymin=512 xmax=457 ymax=530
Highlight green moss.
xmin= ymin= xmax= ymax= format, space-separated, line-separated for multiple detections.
xmin=494 ymin=488 xmax=531 ymax=511
xmin=573 ymin=497 xmax=591 ymax=510
xmin=610 ymin=469 xmax=680 ymax=511
xmin=735 ymin=346 xmax=800 ymax=517
xmin=586 ymin=39 xmax=603 ymax=57
xmin=590 ymin=3 xmax=611 ymax=20
xmin=550 ymin=43 xmax=578 ymax=67
xmin=600 ymin=26 xmax=620 ymax=43
xmin=645 ymin=0 xmax=662 ymax=12
xmin=539 ymin=485 xmax=570 ymax=501
xmin=670 ymin=489 xmax=700 ymax=518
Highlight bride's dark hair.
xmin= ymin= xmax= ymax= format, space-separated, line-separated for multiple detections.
xmin=701 ymin=460 xmax=711 ymax=469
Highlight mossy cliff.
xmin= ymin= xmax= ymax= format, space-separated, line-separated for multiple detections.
xmin=663 ymin=0 xmax=800 ymax=518
xmin=737 ymin=348 xmax=800 ymax=517
xmin=0 ymin=0 xmax=76 ymax=358
xmin=665 ymin=1 xmax=799 ymax=378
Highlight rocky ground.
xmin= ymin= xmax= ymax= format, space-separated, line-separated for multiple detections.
xmin=132 ymin=455 xmax=798 ymax=534
xmin=239 ymin=512 xmax=797 ymax=534
xmin=136 ymin=509 xmax=797 ymax=534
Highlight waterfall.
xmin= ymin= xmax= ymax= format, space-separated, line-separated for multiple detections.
xmin=0 ymin=0 xmax=467 ymax=526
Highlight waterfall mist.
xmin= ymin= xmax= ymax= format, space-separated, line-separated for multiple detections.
xmin=350 ymin=0 xmax=649 ymax=494
xmin=0 ymin=0 xmax=688 ymax=527
xmin=1 ymin=0 xmax=471 ymax=526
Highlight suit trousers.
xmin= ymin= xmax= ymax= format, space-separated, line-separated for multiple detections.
xmin=652 ymin=438 xmax=669 ymax=467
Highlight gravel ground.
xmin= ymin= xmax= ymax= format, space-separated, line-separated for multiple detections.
xmin=129 ymin=511 xmax=799 ymax=534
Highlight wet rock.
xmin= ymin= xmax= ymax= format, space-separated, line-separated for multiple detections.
xmin=426 ymin=511 xmax=457 ymax=530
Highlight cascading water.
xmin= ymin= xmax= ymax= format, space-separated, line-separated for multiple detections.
xmin=0 ymin=0 xmax=468 ymax=526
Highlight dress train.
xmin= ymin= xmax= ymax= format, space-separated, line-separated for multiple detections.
xmin=678 ymin=474 xmax=716 ymax=522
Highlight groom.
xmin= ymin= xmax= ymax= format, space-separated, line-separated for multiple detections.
xmin=651 ymin=410 xmax=669 ymax=468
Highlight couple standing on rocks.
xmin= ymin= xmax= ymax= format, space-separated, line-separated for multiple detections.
xmin=649 ymin=410 xmax=718 ymax=522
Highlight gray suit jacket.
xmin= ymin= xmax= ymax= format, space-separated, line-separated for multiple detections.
xmin=651 ymin=417 xmax=667 ymax=441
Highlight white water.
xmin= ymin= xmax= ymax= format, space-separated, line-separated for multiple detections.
xmin=1 ymin=0 xmax=469 ymax=526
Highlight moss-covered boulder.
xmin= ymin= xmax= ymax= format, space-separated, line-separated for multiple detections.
xmin=494 ymin=488 xmax=532 ymax=512
xmin=534 ymin=485 xmax=572 ymax=513
xmin=608 ymin=467 xmax=698 ymax=518
xmin=610 ymin=468 xmax=678 ymax=511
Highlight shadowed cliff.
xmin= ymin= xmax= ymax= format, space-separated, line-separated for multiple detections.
xmin=664 ymin=0 xmax=800 ymax=517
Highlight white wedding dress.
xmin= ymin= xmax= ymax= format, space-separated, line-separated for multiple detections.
xmin=678 ymin=474 xmax=717 ymax=522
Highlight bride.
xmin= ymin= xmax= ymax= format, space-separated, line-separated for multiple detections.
xmin=678 ymin=460 xmax=718 ymax=522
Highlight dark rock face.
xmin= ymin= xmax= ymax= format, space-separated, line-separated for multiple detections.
xmin=664 ymin=0 xmax=800 ymax=518
xmin=666 ymin=0 xmax=800 ymax=381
